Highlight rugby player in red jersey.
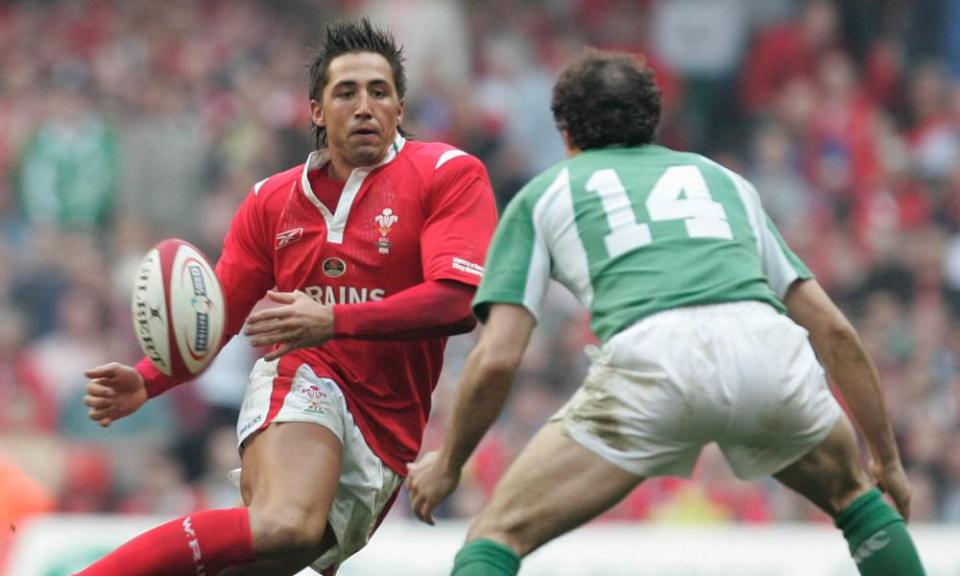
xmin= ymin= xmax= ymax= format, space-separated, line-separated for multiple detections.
xmin=77 ymin=18 xmax=497 ymax=576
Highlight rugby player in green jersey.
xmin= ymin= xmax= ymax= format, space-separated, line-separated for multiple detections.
xmin=407 ymin=49 xmax=925 ymax=576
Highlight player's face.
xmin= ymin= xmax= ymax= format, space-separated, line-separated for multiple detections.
xmin=312 ymin=52 xmax=404 ymax=171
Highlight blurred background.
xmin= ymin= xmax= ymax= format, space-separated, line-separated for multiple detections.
xmin=2 ymin=0 xmax=960 ymax=572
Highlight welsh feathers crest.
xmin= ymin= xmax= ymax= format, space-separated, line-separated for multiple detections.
xmin=375 ymin=208 xmax=398 ymax=254
xmin=375 ymin=208 xmax=398 ymax=235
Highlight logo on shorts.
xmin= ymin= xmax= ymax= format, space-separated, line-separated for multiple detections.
xmin=294 ymin=381 xmax=327 ymax=413
xmin=322 ymin=257 xmax=347 ymax=277
xmin=239 ymin=413 xmax=263 ymax=437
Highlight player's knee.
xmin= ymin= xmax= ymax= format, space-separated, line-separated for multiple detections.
xmin=830 ymin=474 xmax=873 ymax=517
xmin=809 ymin=461 xmax=873 ymax=518
xmin=251 ymin=504 xmax=328 ymax=555
xmin=467 ymin=508 xmax=534 ymax=556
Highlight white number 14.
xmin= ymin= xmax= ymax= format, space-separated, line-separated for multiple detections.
xmin=585 ymin=165 xmax=732 ymax=259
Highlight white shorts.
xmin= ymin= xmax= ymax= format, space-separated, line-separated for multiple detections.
xmin=552 ymin=301 xmax=842 ymax=480
xmin=235 ymin=360 xmax=404 ymax=573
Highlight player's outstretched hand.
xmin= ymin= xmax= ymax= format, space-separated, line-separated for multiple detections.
xmin=871 ymin=459 xmax=912 ymax=521
xmin=83 ymin=363 xmax=148 ymax=427
xmin=406 ymin=451 xmax=461 ymax=526
xmin=245 ymin=290 xmax=334 ymax=361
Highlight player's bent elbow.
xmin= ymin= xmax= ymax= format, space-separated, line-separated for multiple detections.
xmin=451 ymin=314 xmax=478 ymax=335
xmin=478 ymin=347 xmax=523 ymax=380
xmin=823 ymin=316 xmax=860 ymax=348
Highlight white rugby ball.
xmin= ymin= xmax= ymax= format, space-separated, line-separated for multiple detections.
xmin=131 ymin=239 xmax=226 ymax=378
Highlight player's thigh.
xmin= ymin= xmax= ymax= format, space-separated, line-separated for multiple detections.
xmin=773 ymin=413 xmax=872 ymax=517
xmin=241 ymin=421 xmax=343 ymax=547
xmin=469 ymin=421 xmax=643 ymax=556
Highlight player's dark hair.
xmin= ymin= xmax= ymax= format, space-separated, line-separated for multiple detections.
xmin=308 ymin=18 xmax=407 ymax=149
xmin=551 ymin=49 xmax=661 ymax=151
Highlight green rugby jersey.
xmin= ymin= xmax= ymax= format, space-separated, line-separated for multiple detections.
xmin=474 ymin=144 xmax=813 ymax=343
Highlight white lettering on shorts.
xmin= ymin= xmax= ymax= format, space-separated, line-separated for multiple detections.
xmin=239 ymin=413 xmax=263 ymax=438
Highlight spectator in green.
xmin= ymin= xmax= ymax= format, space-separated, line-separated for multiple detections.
xmin=17 ymin=72 xmax=118 ymax=229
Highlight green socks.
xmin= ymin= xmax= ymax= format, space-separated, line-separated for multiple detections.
xmin=451 ymin=539 xmax=521 ymax=576
xmin=449 ymin=490 xmax=924 ymax=576
xmin=835 ymin=488 xmax=926 ymax=576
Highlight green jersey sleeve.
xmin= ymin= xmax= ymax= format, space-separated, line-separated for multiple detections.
xmin=760 ymin=214 xmax=813 ymax=298
xmin=472 ymin=187 xmax=551 ymax=323
xmin=725 ymin=168 xmax=813 ymax=298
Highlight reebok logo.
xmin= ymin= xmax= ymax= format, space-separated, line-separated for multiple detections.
xmin=182 ymin=516 xmax=207 ymax=575
xmin=276 ymin=228 xmax=304 ymax=248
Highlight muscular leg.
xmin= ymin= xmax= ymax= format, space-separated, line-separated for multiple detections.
xmin=454 ymin=421 xmax=643 ymax=575
xmin=221 ymin=421 xmax=342 ymax=576
xmin=774 ymin=414 xmax=925 ymax=575
xmin=773 ymin=414 xmax=872 ymax=515
xmin=74 ymin=421 xmax=340 ymax=576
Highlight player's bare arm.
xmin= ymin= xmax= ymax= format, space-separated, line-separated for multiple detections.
xmin=407 ymin=304 xmax=535 ymax=524
xmin=83 ymin=362 xmax=148 ymax=427
xmin=784 ymin=278 xmax=911 ymax=519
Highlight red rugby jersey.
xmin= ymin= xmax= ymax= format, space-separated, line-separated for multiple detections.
xmin=145 ymin=136 xmax=497 ymax=475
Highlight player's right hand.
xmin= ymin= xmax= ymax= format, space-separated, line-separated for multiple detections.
xmin=244 ymin=290 xmax=335 ymax=361
xmin=83 ymin=363 xmax=148 ymax=427
xmin=406 ymin=450 xmax=461 ymax=526
xmin=871 ymin=458 xmax=912 ymax=521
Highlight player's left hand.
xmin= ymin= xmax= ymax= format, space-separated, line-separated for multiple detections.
xmin=870 ymin=458 xmax=912 ymax=521
xmin=406 ymin=450 xmax=461 ymax=526
xmin=245 ymin=290 xmax=335 ymax=361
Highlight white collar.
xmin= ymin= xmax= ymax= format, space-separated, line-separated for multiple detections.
xmin=301 ymin=133 xmax=406 ymax=185
xmin=299 ymin=134 xmax=406 ymax=244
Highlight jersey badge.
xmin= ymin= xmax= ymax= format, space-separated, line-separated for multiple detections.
xmin=276 ymin=227 xmax=304 ymax=249
xmin=375 ymin=208 xmax=398 ymax=254
xmin=322 ymin=257 xmax=347 ymax=277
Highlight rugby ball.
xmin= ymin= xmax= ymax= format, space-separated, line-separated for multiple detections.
xmin=131 ymin=239 xmax=226 ymax=378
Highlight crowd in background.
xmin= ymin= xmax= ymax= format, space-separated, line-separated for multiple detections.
xmin=2 ymin=0 xmax=960 ymax=538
